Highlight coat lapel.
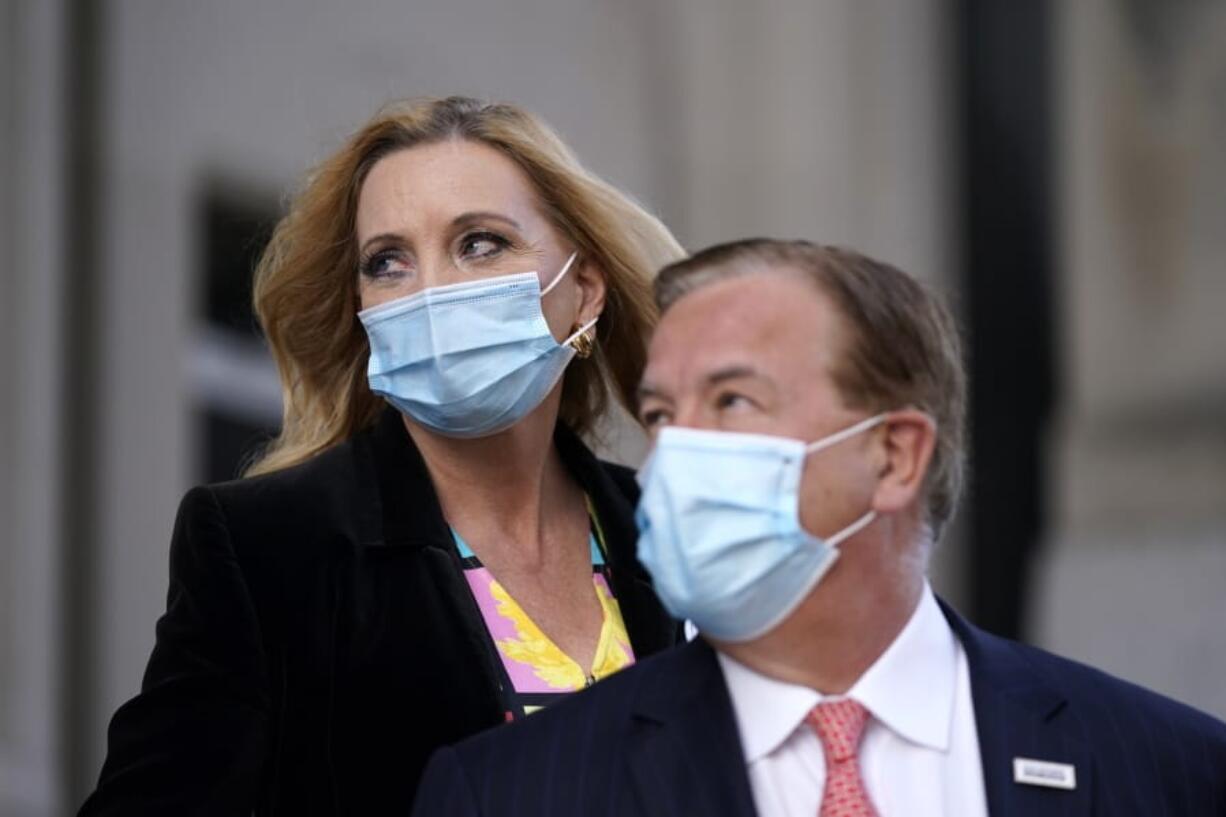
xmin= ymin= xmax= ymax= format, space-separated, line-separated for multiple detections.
xmin=943 ymin=602 xmax=1094 ymax=817
xmin=624 ymin=639 xmax=759 ymax=817
xmin=326 ymin=409 xmax=505 ymax=811
xmin=349 ymin=406 xmax=508 ymax=709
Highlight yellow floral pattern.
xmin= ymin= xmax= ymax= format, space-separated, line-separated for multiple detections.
xmin=452 ymin=503 xmax=637 ymax=717
xmin=491 ymin=577 xmax=635 ymax=691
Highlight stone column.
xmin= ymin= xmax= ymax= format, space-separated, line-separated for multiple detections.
xmin=1033 ymin=0 xmax=1226 ymax=719
xmin=0 ymin=2 xmax=68 ymax=815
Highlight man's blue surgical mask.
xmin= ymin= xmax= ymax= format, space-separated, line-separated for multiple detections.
xmin=635 ymin=414 xmax=888 ymax=642
xmin=359 ymin=252 xmax=596 ymax=438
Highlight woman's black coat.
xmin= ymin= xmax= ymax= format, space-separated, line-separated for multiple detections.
xmin=79 ymin=407 xmax=678 ymax=816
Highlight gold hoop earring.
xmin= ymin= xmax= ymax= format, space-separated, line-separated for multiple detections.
xmin=571 ymin=327 xmax=596 ymax=359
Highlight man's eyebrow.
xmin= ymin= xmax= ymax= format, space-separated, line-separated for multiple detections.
xmin=705 ymin=365 xmax=766 ymax=385
xmin=637 ymin=366 xmax=770 ymax=401
xmin=636 ymin=381 xmax=668 ymax=401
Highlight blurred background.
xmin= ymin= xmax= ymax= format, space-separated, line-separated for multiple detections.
xmin=2 ymin=0 xmax=1225 ymax=813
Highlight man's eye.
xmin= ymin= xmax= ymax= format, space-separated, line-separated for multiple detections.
xmin=639 ymin=408 xmax=672 ymax=429
xmin=459 ymin=231 xmax=509 ymax=259
xmin=716 ymin=392 xmax=754 ymax=411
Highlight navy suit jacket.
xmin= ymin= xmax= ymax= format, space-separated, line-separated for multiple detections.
xmin=411 ymin=601 xmax=1226 ymax=816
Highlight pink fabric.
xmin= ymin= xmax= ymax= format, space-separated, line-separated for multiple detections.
xmin=462 ymin=567 xmax=625 ymax=692
xmin=806 ymin=700 xmax=879 ymax=817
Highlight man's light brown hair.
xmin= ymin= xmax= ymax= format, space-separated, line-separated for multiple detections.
xmin=654 ymin=238 xmax=967 ymax=538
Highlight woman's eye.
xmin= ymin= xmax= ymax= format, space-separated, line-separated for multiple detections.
xmin=459 ymin=231 xmax=509 ymax=259
xmin=360 ymin=249 xmax=412 ymax=279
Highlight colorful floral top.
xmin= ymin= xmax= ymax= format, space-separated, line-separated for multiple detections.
xmin=450 ymin=506 xmax=636 ymax=721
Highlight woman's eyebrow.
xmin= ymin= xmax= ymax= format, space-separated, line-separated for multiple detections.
xmin=451 ymin=211 xmax=522 ymax=231
xmin=359 ymin=232 xmax=406 ymax=255
xmin=358 ymin=213 xmax=524 ymax=256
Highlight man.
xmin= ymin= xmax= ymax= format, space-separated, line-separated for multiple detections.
xmin=411 ymin=239 xmax=1226 ymax=816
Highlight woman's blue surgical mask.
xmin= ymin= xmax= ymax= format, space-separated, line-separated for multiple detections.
xmin=635 ymin=414 xmax=888 ymax=642
xmin=358 ymin=252 xmax=596 ymax=438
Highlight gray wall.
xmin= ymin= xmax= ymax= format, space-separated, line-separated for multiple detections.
xmin=1 ymin=3 xmax=68 ymax=816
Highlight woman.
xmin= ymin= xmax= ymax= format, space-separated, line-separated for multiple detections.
xmin=79 ymin=96 xmax=684 ymax=816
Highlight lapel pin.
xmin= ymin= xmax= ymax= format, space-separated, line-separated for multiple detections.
xmin=1013 ymin=757 xmax=1076 ymax=790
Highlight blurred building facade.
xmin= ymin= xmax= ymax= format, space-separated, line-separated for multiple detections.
xmin=0 ymin=1 xmax=1222 ymax=814
xmin=1033 ymin=0 xmax=1226 ymax=731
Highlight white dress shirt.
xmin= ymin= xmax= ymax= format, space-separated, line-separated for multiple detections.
xmin=716 ymin=583 xmax=989 ymax=817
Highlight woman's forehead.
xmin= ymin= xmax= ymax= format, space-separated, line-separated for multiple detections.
xmin=356 ymin=141 xmax=543 ymax=237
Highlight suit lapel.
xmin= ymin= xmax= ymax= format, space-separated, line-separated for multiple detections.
xmin=942 ymin=602 xmax=1094 ymax=817
xmin=624 ymin=640 xmax=759 ymax=817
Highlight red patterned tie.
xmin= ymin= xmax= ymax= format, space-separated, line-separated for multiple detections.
xmin=806 ymin=699 xmax=879 ymax=817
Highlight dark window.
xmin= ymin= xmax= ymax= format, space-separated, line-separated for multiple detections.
xmin=194 ymin=184 xmax=281 ymax=483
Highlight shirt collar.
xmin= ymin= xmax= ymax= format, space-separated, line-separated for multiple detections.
xmin=848 ymin=582 xmax=957 ymax=752
xmin=717 ymin=649 xmax=819 ymax=763
xmin=716 ymin=582 xmax=957 ymax=762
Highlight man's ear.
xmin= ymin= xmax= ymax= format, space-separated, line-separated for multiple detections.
xmin=573 ymin=257 xmax=608 ymax=326
xmin=871 ymin=410 xmax=937 ymax=516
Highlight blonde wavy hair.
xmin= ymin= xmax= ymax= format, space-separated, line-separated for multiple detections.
xmin=245 ymin=96 xmax=684 ymax=476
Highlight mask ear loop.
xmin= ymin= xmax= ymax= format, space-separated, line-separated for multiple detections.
xmin=804 ymin=412 xmax=889 ymax=455
xmin=563 ymin=315 xmax=600 ymax=348
xmin=802 ymin=412 xmax=888 ymax=549
xmin=825 ymin=510 xmax=878 ymax=548
xmin=540 ymin=251 xmax=580 ymax=297
xmin=542 ymin=251 xmax=597 ymax=349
